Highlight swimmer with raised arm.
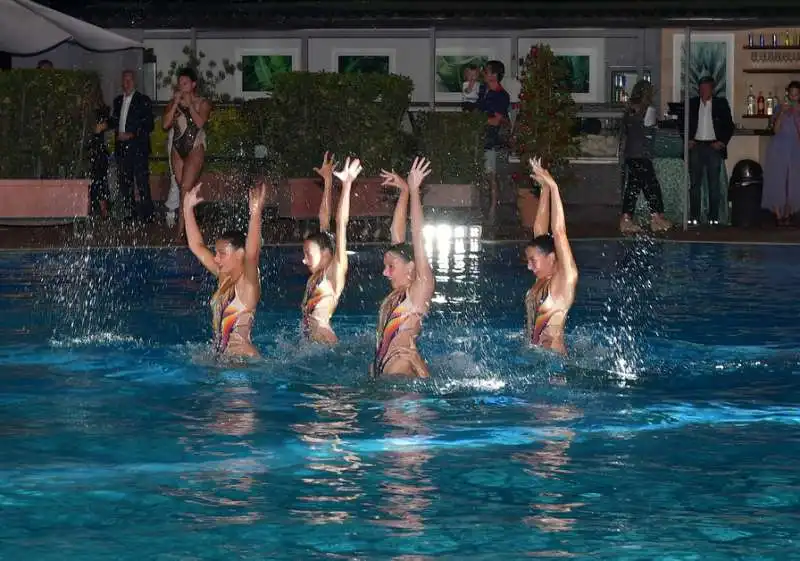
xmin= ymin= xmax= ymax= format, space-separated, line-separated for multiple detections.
xmin=524 ymin=158 xmax=579 ymax=355
xmin=372 ymin=157 xmax=435 ymax=378
xmin=301 ymin=153 xmax=362 ymax=344
xmin=183 ymin=182 xmax=267 ymax=358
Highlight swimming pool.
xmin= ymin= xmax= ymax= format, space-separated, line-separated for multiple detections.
xmin=1 ymin=238 xmax=799 ymax=560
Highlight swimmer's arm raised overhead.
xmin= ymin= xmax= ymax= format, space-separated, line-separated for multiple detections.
xmin=314 ymin=152 xmax=335 ymax=233
xmin=382 ymin=168 xmax=410 ymax=244
xmin=531 ymin=161 xmax=578 ymax=288
xmin=331 ymin=157 xmax=363 ymax=296
xmin=242 ymin=182 xmax=267 ymax=290
xmin=183 ymin=184 xmax=219 ymax=276
xmin=407 ymin=157 xmax=435 ymax=306
xmin=532 ymin=171 xmax=551 ymax=238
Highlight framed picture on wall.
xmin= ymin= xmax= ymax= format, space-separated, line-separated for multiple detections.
xmin=235 ymin=48 xmax=300 ymax=99
xmin=672 ymin=32 xmax=735 ymax=103
xmin=434 ymin=47 xmax=496 ymax=103
xmin=518 ymin=38 xmax=605 ymax=103
xmin=332 ymin=48 xmax=395 ymax=75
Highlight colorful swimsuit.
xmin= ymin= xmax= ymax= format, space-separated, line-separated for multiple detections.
xmin=373 ymin=289 xmax=427 ymax=377
xmin=525 ymin=278 xmax=566 ymax=347
xmin=301 ymin=271 xmax=337 ymax=338
xmin=211 ymin=285 xmax=254 ymax=355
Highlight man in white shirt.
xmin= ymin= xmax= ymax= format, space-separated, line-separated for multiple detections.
xmin=685 ymin=76 xmax=735 ymax=225
xmin=111 ymin=70 xmax=154 ymax=221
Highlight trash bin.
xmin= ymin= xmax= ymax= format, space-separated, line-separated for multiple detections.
xmin=728 ymin=159 xmax=763 ymax=228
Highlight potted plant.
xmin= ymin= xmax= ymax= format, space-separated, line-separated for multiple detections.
xmin=0 ymin=69 xmax=101 ymax=223
xmin=513 ymin=44 xmax=580 ymax=230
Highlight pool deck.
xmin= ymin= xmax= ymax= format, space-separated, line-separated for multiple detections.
xmin=2 ymin=220 xmax=800 ymax=249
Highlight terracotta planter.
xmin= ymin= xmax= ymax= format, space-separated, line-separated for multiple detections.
xmin=150 ymin=173 xmax=278 ymax=206
xmin=516 ymin=187 xmax=539 ymax=231
xmin=0 ymin=179 xmax=89 ymax=224
xmin=423 ymin=183 xmax=479 ymax=208
xmin=277 ymin=177 xmax=394 ymax=219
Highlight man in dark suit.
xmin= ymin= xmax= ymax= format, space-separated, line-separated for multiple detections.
xmin=683 ymin=76 xmax=735 ymax=225
xmin=111 ymin=70 xmax=154 ymax=221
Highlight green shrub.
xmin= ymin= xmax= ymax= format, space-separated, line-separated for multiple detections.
xmin=413 ymin=111 xmax=486 ymax=185
xmin=0 ymin=69 xmax=102 ymax=179
xmin=261 ymin=72 xmax=414 ymax=177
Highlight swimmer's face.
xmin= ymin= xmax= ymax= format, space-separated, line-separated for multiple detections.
xmin=214 ymin=240 xmax=244 ymax=275
xmin=383 ymin=251 xmax=414 ymax=290
xmin=178 ymin=75 xmax=196 ymax=94
xmin=525 ymin=246 xmax=556 ymax=278
xmin=302 ymin=240 xmax=327 ymax=273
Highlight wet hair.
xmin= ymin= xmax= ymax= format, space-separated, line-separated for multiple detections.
xmin=217 ymin=230 xmax=246 ymax=249
xmin=177 ymin=66 xmax=198 ymax=83
xmin=386 ymin=242 xmax=414 ymax=263
xmin=485 ymin=60 xmax=505 ymax=82
xmin=304 ymin=230 xmax=335 ymax=253
xmin=526 ymin=234 xmax=555 ymax=255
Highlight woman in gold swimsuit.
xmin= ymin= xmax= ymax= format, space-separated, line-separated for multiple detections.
xmin=301 ymin=153 xmax=362 ymax=345
xmin=162 ymin=67 xmax=213 ymax=238
xmin=183 ymin=182 xmax=267 ymax=358
xmin=371 ymin=157 xmax=435 ymax=378
xmin=524 ymin=158 xmax=579 ymax=355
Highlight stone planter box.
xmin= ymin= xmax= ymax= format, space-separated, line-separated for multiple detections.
xmin=277 ymin=177 xmax=394 ymax=219
xmin=149 ymin=173 xmax=278 ymax=206
xmin=423 ymin=183 xmax=479 ymax=208
xmin=0 ymin=179 xmax=89 ymax=225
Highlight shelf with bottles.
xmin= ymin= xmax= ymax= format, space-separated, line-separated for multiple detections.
xmin=743 ymin=85 xmax=785 ymax=119
xmin=745 ymin=31 xmax=800 ymax=49
xmin=743 ymin=69 xmax=800 ymax=74
xmin=608 ymin=68 xmax=651 ymax=104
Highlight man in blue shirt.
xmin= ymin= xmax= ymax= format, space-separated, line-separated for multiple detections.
xmin=477 ymin=60 xmax=511 ymax=225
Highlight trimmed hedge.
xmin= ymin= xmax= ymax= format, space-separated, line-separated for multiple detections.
xmin=0 ymin=69 xmax=102 ymax=179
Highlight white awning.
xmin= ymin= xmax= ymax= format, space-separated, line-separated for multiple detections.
xmin=0 ymin=0 xmax=142 ymax=55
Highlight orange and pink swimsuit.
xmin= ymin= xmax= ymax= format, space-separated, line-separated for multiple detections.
xmin=373 ymin=289 xmax=427 ymax=377
xmin=211 ymin=285 xmax=255 ymax=356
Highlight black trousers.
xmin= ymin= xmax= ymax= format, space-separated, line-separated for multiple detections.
xmin=688 ymin=142 xmax=723 ymax=222
xmin=116 ymin=141 xmax=152 ymax=219
xmin=622 ymin=158 xmax=665 ymax=216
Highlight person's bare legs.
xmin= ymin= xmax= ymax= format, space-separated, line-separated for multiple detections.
xmin=175 ymin=147 xmax=205 ymax=240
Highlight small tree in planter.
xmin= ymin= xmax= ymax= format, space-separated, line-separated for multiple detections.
xmin=513 ymin=44 xmax=580 ymax=229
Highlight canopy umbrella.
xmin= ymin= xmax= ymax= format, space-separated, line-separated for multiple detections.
xmin=0 ymin=0 xmax=142 ymax=56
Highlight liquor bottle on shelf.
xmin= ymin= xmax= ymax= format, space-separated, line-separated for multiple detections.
xmin=766 ymin=91 xmax=775 ymax=116
xmin=759 ymin=33 xmax=765 ymax=47
xmin=772 ymin=33 xmax=778 ymax=47
xmin=785 ymin=31 xmax=792 ymax=46
xmin=785 ymin=88 xmax=790 ymax=104
xmin=747 ymin=32 xmax=754 ymax=47
xmin=746 ymin=85 xmax=756 ymax=116
xmin=757 ymin=91 xmax=765 ymax=116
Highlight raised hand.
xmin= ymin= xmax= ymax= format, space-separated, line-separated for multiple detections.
xmin=407 ymin=157 xmax=432 ymax=191
xmin=529 ymin=156 xmax=556 ymax=188
xmin=184 ymin=183 xmax=204 ymax=209
xmin=333 ymin=157 xmax=363 ymax=184
xmin=249 ymin=182 xmax=268 ymax=214
xmin=313 ymin=151 xmax=336 ymax=182
xmin=379 ymin=168 xmax=408 ymax=191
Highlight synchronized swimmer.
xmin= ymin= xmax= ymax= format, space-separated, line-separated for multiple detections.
xmin=182 ymin=156 xmax=579 ymax=374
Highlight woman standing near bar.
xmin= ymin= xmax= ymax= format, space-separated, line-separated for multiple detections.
xmin=762 ymin=81 xmax=800 ymax=226
xmin=619 ymin=80 xmax=672 ymax=234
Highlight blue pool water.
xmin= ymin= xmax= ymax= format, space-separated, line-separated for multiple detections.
xmin=1 ymin=237 xmax=800 ymax=560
